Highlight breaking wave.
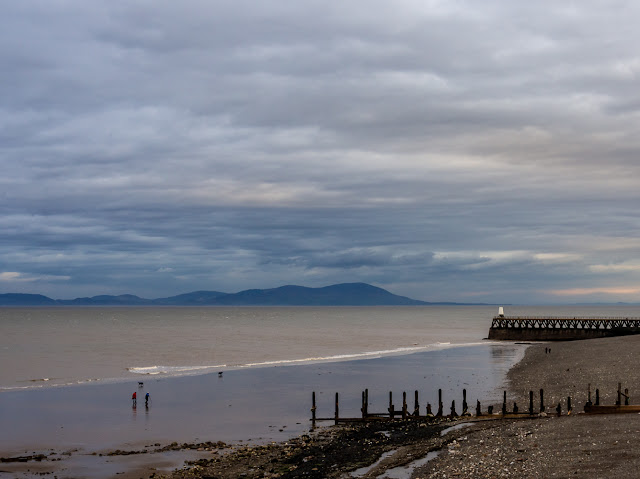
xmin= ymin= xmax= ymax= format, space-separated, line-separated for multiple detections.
xmin=127 ymin=364 xmax=227 ymax=375
xmin=125 ymin=342 xmax=487 ymax=378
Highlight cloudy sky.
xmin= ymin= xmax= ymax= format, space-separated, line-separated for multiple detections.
xmin=2 ymin=1 xmax=640 ymax=304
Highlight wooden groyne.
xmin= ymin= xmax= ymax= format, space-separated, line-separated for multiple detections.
xmin=312 ymin=383 xmax=640 ymax=425
xmin=312 ymin=388 xmax=556 ymax=425
xmin=488 ymin=315 xmax=640 ymax=341
xmin=582 ymin=382 xmax=640 ymax=414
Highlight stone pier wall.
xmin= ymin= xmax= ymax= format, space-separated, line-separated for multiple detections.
xmin=488 ymin=327 xmax=640 ymax=341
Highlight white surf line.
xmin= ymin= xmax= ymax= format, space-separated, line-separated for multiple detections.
xmin=237 ymin=341 xmax=491 ymax=370
xmin=242 ymin=346 xmax=429 ymax=368
xmin=377 ymin=451 xmax=440 ymax=479
xmin=126 ymin=341 xmax=494 ymax=378
xmin=127 ymin=364 xmax=227 ymax=375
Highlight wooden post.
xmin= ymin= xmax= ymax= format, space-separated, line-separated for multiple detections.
xmin=567 ymin=396 xmax=572 ymax=414
xmin=335 ymin=392 xmax=339 ymax=425
xmin=361 ymin=391 xmax=366 ymax=419
xmin=625 ymin=388 xmax=629 ymax=406
xmin=388 ymin=391 xmax=394 ymax=419
xmin=402 ymin=392 xmax=407 ymax=419
xmin=556 ymin=402 xmax=561 ymax=417
xmin=488 ymin=405 xmax=494 ymax=415
xmin=540 ymin=389 xmax=545 ymax=412
xmin=426 ymin=403 xmax=433 ymax=416
xmin=513 ymin=402 xmax=518 ymax=414
xmin=450 ymin=399 xmax=458 ymax=417
xmin=414 ymin=390 xmax=420 ymax=416
xmin=596 ymin=388 xmax=600 ymax=406
xmin=529 ymin=391 xmax=534 ymax=415
xmin=311 ymin=391 xmax=317 ymax=424
xmin=502 ymin=391 xmax=507 ymax=415
xmin=365 ymin=389 xmax=369 ymax=417
xmin=462 ymin=389 xmax=468 ymax=415
xmin=476 ymin=400 xmax=482 ymax=416
xmin=436 ymin=389 xmax=443 ymax=417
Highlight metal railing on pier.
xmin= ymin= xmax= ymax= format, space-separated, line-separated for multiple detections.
xmin=491 ymin=316 xmax=640 ymax=330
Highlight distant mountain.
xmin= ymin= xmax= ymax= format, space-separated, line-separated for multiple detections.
xmin=208 ymin=283 xmax=428 ymax=306
xmin=153 ymin=290 xmax=228 ymax=305
xmin=0 ymin=293 xmax=57 ymax=306
xmin=0 ymin=283 xmax=483 ymax=306
xmin=57 ymin=294 xmax=153 ymax=306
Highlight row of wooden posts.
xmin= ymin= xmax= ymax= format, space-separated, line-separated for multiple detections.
xmin=311 ymin=383 xmax=632 ymax=424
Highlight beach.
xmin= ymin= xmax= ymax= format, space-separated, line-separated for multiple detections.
xmin=5 ymin=308 xmax=640 ymax=478
xmin=156 ymin=335 xmax=640 ymax=479
xmin=420 ymin=334 xmax=640 ymax=478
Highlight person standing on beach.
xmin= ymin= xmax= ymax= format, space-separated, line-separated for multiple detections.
xmin=145 ymin=392 xmax=149 ymax=407
xmin=132 ymin=391 xmax=137 ymax=407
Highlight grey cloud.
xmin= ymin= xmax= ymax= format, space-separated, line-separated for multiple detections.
xmin=3 ymin=1 xmax=640 ymax=303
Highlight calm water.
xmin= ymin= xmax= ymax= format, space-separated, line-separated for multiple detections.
xmin=3 ymin=305 xmax=640 ymax=391
xmin=0 ymin=305 xmax=495 ymax=391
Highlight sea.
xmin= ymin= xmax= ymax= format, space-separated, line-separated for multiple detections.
xmin=0 ymin=305 xmax=499 ymax=391
xmin=2 ymin=304 xmax=639 ymax=476
xmin=4 ymin=304 xmax=640 ymax=392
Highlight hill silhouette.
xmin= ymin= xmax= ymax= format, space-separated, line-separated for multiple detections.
xmin=0 ymin=283 xmax=482 ymax=306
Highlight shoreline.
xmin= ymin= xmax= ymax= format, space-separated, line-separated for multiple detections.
xmin=0 ymin=305 xmax=494 ymax=394
xmin=6 ymin=336 xmax=640 ymax=477
xmin=153 ymin=335 xmax=640 ymax=478
xmin=0 ymin=340 xmax=495 ymax=394
xmin=0 ymin=342 xmax=522 ymax=478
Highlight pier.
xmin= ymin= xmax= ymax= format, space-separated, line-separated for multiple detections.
xmin=487 ymin=308 xmax=640 ymax=341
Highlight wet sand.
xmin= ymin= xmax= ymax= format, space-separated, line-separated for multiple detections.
xmin=0 ymin=343 xmax=522 ymax=478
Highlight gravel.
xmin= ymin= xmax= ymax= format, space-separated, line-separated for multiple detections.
xmin=417 ymin=335 xmax=640 ymax=478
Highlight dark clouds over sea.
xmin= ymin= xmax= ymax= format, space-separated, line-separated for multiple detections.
xmin=2 ymin=1 xmax=640 ymax=303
